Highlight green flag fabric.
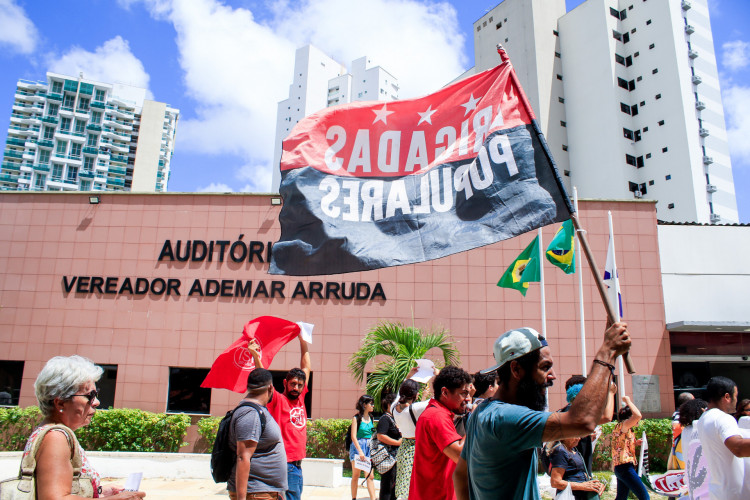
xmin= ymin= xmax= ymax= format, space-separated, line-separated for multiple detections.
xmin=497 ymin=236 xmax=540 ymax=296
xmin=545 ymin=219 xmax=576 ymax=274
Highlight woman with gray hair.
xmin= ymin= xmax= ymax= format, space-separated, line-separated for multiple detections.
xmin=21 ymin=355 xmax=145 ymax=499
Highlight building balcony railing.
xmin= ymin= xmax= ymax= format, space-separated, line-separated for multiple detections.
xmin=695 ymin=101 xmax=706 ymax=110
xmin=33 ymin=164 xmax=50 ymax=173
xmin=703 ymin=156 xmax=714 ymax=165
xmin=688 ymin=49 xmax=699 ymax=59
xmin=699 ymin=128 xmax=709 ymax=137
xmin=86 ymin=124 xmax=102 ymax=132
xmin=41 ymin=116 xmax=59 ymax=124
xmin=2 ymin=162 xmax=22 ymax=172
xmin=7 ymin=138 xmax=27 ymax=147
xmin=79 ymin=170 xmax=95 ymax=179
xmin=47 ymin=93 xmax=63 ymax=102
xmin=91 ymin=101 xmax=105 ymax=109
xmin=0 ymin=173 xmax=19 ymax=183
xmin=685 ymin=24 xmax=695 ymax=35
xmin=106 ymin=176 xmax=125 ymax=186
xmin=706 ymin=184 xmax=717 ymax=193
xmin=83 ymin=146 xmax=99 ymax=155
xmin=682 ymin=0 xmax=692 ymax=10
xmin=38 ymin=140 xmax=54 ymax=149
xmin=710 ymin=213 xmax=721 ymax=223
xmin=108 ymin=165 xmax=127 ymax=175
xmin=109 ymin=154 xmax=128 ymax=164
xmin=4 ymin=150 xmax=24 ymax=159
xmin=692 ymin=75 xmax=702 ymax=85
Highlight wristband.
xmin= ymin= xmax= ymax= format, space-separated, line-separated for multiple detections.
xmin=593 ymin=359 xmax=616 ymax=376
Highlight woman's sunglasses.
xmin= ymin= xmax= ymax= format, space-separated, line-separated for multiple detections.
xmin=71 ymin=389 xmax=99 ymax=403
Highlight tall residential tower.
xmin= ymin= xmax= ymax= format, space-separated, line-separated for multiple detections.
xmin=272 ymin=45 xmax=398 ymax=191
xmin=1 ymin=72 xmax=179 ymax=193
xmin=471 ymin=0 xmax=737 ymax=223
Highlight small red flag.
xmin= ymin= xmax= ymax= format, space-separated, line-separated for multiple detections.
xmin=201 ymin=316 xmax=301 ymax=393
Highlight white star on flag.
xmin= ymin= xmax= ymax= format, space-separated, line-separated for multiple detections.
xmin=417 ymin=106 xmax=437 ymax=125
xmin=461 ymin=93 xmax=481 ymax=116
xmin=372 ymin=104 xmax=395 ymax=125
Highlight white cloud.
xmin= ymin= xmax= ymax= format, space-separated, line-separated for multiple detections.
xmin=46 ymin=36 xmax=151 ymax=95
xmin=722 ymin=40 xmax=750 ymax=71
xmin=723 ymin=84 xmax=750 ymax=165
xmin=0 ymin=0 xmax=38 ymax=54
xmin=126 ymin=0 xmax=467 ymax=193
xmin=197 ymin=182 xmax=234 ymax=192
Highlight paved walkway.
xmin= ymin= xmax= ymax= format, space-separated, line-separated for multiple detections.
xmin=106 ymin=477 xmax=372 ymax=499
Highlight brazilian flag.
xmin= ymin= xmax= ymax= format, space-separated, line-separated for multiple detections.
xmin=546 ymin=219 xmax=576 ymax=274
xmin=497 ymin=236 xmax=540 ymax=296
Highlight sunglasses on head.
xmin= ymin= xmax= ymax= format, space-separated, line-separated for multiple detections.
xmin=72 ymin=389 xmax=99 ymax=403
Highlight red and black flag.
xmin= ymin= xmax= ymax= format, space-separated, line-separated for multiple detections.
xmin=270 ymin=49 xmax=573 ymax=276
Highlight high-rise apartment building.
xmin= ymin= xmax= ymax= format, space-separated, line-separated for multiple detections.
xmin=272 ymin=45 xmax=399 ymax=191
xmin=0 ymin=72 xmax=179 ymax=193
xmin=471 ymin=0 xmax=737 ymax=223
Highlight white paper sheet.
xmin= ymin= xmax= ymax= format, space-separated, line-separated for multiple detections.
xmin=124 ymin=472 xmax=142 ymax=491
xmin=410 ymin=359 xmax=435 ymax=383
xmin=353 ymin=455 xmax=371 ymax=472
xmin=297 ymin=322 xmax=314 ymax=344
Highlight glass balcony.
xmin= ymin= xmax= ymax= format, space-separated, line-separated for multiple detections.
xmin=91 ymin=101 xmax=105 ymax=109
xmin=7 ymin=138 xmax=26 ymax=147
xmin=0 ymin=173 xmax=20 ymax=183
xmin=86 ymin=124 xmax=102 ymax=131
xmin=106 ymin=176 xmax=125 ymax=186
xmin=4 ymin=150 xmax=24 ymax=159
xmin=38 ymin=140 xmax=54 ymax=149
xmin=33 ymin=164 xmax=50 ymax=173
xmin=41 ymin=116 xmax=59 ymax=124
xmin=83 ymin=147 xmax=99 ymax=155
xmin=2 ymin=162 xmax=21 ymax=172
xmin=47 ymin=93 xmax=63 ymax=102
xmin=79 ymin=170 xmax=95 ymax=179
xmin=110 ymin=154 xmax=128 ymax=164
xmin=108 ymin=165 xmax=127 ymax=175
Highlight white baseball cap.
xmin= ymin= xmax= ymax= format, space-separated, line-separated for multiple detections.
xmin=481 ymin=327 xmax=547 ymax=374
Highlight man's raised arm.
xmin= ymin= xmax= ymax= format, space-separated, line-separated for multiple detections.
xmin=299 ymin=335 xmax=311 ymax=385
xmin=543 ymin=322 xmax=630 ymax=442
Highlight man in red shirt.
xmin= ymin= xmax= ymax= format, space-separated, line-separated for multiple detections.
xmin=249 ymin=335 xmax=311 ymax=500
xmin=409 ymin=365 xmax=472 ymax=500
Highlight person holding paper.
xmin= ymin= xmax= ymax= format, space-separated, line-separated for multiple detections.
xmin=24 ymin=355 xmax=145 ymax=499
xmin=349 ymin=395 xmax=377 ymax=500
xmin=248 ymin=334 xmax=311 ymax=500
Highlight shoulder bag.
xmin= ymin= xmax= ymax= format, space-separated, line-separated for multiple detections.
xmin=0 ymin=424 xmax=95 ymax=499
xmin=369 ymin=415 xmax=398 ymax=474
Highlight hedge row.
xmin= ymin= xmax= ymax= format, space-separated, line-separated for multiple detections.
xmin=1 ymin=407 xmax=672 ymax=472
xmin=0 ymin=407 xmax=190 ymax=453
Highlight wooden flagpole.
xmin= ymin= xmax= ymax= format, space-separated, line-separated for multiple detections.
xmin=570 ymin=214 xmax=635 ymax=374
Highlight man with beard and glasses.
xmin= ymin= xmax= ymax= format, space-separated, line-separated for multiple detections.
xmin=249 ymin=335 xmax=311 ymax=500
xmin=410 ymin=365 xmax=472 ymax=500
xmin=454 ymin=323 xmax=630 ymax=500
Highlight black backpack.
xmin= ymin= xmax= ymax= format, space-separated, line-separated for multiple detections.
xmin=211 ymin=401 xmax=266 ymax=483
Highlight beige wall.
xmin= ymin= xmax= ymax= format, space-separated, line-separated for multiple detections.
xmin=131 ymin=100 xmax=166 ymax=192
xmin=0 ymin=193 xmax=672 ymax=418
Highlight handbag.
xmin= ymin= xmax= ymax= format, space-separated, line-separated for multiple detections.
xmin=0 ymin=424 xmax=95 ymax=499
xmin=555 ymin=484 xmax=575 ymax=500
xmin=369 ymin=415 xmax=398 ymax=474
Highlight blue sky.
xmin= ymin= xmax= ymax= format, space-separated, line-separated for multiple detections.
xmin=1 ymin=0 xmax=748 ymax=221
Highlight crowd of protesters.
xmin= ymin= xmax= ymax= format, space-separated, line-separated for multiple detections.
xmin=18 ymin=320 xmax=750 ymax=500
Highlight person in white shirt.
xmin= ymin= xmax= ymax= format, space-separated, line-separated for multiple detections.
xmin=695 ymin=376 xmax=750 ymax=500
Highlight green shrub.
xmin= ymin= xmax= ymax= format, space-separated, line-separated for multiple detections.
xmin=197 ymin=415 xmax=222 ymax=444
xmin=77 ymin=408 xmax=191 ymax=452
xmin=592 ymin=418 xmax=672 ymax=472
xmin=0 ymin=407 xmax=190 ymax=453
xmin=306 ymin=418 xmax=351 ymax=460
xmin=0 ymin=406 xmax=43 ymax=451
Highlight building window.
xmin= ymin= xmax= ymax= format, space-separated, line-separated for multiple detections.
xmin=564 ymin=170 xmax=570 ymax=176
xmin=658 ymin=120 xmax=665 ymax=126
xmin=62 ymin=94 xmax=75 ymax=109
xmin=636 ymin=156 xmax=645 ymax=168
xmin=647 ymin=19 xmax=652 ymax=25
xmin=559 ymin=97 xmax=565 ymax=103
xmin=626 ymin=154 xmax=637 ymax=166
xmin=476 ymin=26 xmax=480 ymax=32
xmin=78 ymin=98 xmax=90 ymax=111
xmin=620 ymin=102 xmax=631 ymax=114
xmin=43 ymin=127 xmax=54 ymax=139
xmin=51 ymin=81 xmax=63 ymax=94
xmin=631 ymin=104 xmax=639 ymax=116
xmin=67 ymin=166 xmax=78 ymax=182
xmin=562 ymin=145 xmax=568 ymax=151
xmin=167 ymin=367 xmax=211 ymax=414
xmin=80 ymin=180 xmax=91 ymax=191
xmin=646 ymin=153 xmax=652 ymax=159
xmin=56 ymin=141 xmax=67 ymax=155
xmin=623 ymin=32 xmax=630 ymax=43
xmin=0 ymin=360 xmax=24 ymax=406
xmin=610 ymin=7 xmax=620 ymax=18
xmin=649 ymin=43 xmax=655 ymax=49
xmin=613 ymin=30 xmax=622 ymax=41
xmin=555 ymin=52 xmax=561 ymax=58
xmin=47 ymin=103 xmax=59 ymax=116
xmin=560 ymin=121 xmax=567 ymax=127
xmin=556 ymin=74 xmax=563 ymax=81
xmin=652 ymin=68 xmax=658 ymax=74
xmin=623 ymin=128 xmax=634 ymax=140
xmin=616 ymin=54 xmax=626 ymax=66
xmin=637 ymin=76 xmax=643 ymax=82
xmin=631 ymin=28 xmax=637 ymax=34
xmin=634 ymin=130 xmax=642 ymax=142
xmin=87 ymin=135 xmax=98 ymax=147
xmin=666 ymin=174 xmax=671 ymax=180
xmin=70 ymin=143 xmax=82 ymax=158
xmin=60 ymin=117 xmax=71 ymax=132
xmin=94 ymin=89 xmax=105 ymax=102
xmin=618 ymin=77 xmax=629 ymax=90
xmin=626 ymin=56 xmax=633 ymax=67
xmin=634 ymin=51 xmax=640 ymax=58
xmin=643 ymin=126 xmax=649 ymax=132
xmin=34 ymin=174 xmax=46 ymax=189
xmin=91 ymin=112 xmax=101 ymax=124
xmin=553 ymin=30 xmax=559 ymax=36
xmin=668 ymin=203 xmax=674 ymax=209
xmin=38 ymin=150 xmax=50 ymax=165
xmin=75 ymin=120 xmax=85 ymax=134
xmin=83 ymin=157 xmax=94 ymax=171
xmin=655 ymin=94 xmax=662 ymax=100
xmin=496 ymin=22 xmax=502 ymax=29
xmin=649 ymin=180 xmax=655 ymax=186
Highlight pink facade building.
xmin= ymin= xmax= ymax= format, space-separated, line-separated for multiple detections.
xmin=0 ymin=193 xmax=673 ymax=418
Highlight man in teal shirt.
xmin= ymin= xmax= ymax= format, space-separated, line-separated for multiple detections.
xmin=454 ymin=323 xmax=630 ymax=500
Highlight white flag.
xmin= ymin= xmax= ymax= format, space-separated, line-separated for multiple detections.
xmin=603 ymin=230 xmax=623 ymax=319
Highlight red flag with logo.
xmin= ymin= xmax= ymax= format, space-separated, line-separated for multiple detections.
xmin=201 ymin=316 xmax=301 ymax=393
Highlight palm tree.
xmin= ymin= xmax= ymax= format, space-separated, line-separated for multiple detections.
xmin=348 ymin=321 xmax=460 ymax=411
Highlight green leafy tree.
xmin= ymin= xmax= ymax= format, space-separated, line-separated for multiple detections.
xmin=348 ymin=321 xmax=460 ymax=411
